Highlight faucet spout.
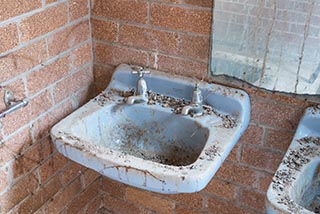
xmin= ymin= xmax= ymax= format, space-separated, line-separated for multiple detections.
xmin=126 ymin=66 xmax=150 ymax=105
xmin=181 ymin=104 xmax=203 ymax=116
xmin=126 ymin=95 xmax=148 ymax=105
xmin=181 ymin=83 xmax=203 ymax=116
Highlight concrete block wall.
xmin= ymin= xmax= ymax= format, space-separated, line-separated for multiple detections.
xmin=0 ymin=0 xmax=102 ymax=213
xmin=91 ymin=0 xmax=317 ymax=213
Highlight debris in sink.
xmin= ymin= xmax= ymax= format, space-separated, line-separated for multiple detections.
xmin=301 ymin=165 xmax=320 ymax=213
xmin=297 ymin=136 xmax=320 ymax=146
xmin=204 ymin=144 xmax=221 ymax=161
xmin=146 ymin=90 xmax=190 ymax=114
xmin=282 ymin=146 xmax=312 ymax=171
xmin=105 ymin=122 xmax=200 ymax=166
xmin=310 ymin=104 xmax=320 ymax=114
xmin=146 ymin=90 xmax=237 ymax=128
xmin=94 ymin=89 xmax=237 ymax=128
xmin=272 ymin=169 xmax=295 ymax=192
xmin=94 ymin=89 xmax=134 ymax=106
xmin=277 ymin=195 xmax=303 ymax=213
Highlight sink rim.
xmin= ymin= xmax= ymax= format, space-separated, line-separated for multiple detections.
xmin=50 ymin=64 xmax=251 ymax=194
xmin=266 ymin=106 xmax=320 ymax=214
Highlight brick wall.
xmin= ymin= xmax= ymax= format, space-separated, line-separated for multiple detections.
xmin=0 ymin=0 xmax=102 ymax=213
xmin=91 ymin=0 xmax=317 ymax=214
xmin=0 ymin=0 xmax=316 ymax=213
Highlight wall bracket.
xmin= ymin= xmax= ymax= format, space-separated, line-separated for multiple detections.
xmin=0 ymin=90 xmax=29 ymax=119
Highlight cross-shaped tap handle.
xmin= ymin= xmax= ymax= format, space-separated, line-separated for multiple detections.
xmin=131 ymin=66 xmax=150 ymax=78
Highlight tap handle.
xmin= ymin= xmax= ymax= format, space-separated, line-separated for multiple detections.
xmin=131 ymin=66 xmax=150 ymax=78
xmin=192 ymin=83 xmax=203 ymax=105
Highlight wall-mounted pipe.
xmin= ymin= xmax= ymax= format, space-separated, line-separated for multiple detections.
xmin=0 ymin=90 xmax=29 ymax=119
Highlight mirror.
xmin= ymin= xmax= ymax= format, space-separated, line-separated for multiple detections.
xmin=210 ymin=0 xmax=320 ymax=94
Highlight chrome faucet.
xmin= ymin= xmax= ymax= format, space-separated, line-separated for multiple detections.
xmin=181 ymin=84 xmax=203 ymax=116
xmin=126 ymin=66 xmax=150 ymax=105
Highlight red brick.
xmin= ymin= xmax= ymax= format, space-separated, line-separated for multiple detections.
xmin=167 ymin=192 xmax=202 ymax=209
xmin=125 ymin=187 xmax=175 ymax=213
xmin=12 ymin=140 xmax=54 ymax=178
xmin=157 ymin=0 xmax=181 ymax=3
xmin=241 ymin=145 xmax=283 ymax=172
xmin=216 ymin=161 xmax=258 ymax=186
xmin=184 ymin=0 xmax=213 ymax=8
xmin=150 ymin=3 xmax=212 ymax=35
xmin=45 ymin=0 xmax=58 ymax=4
xmin=32 ymin=100 xmax=74 ymax=142
xmin=95 ymin=83 xmax=108 ymax=94
xmin=258 ymin=172 xmax=274 ymax=192
xmin=93 ymin=64 xmax=115 ymax=88
xmin=226 ymin=143 xmax=241 ymax=162
xmin=61 ymin=161 xmax=85 ymax=185
xmin=103 ymin=194 xmax=145 ymax=214
xmin=54 ymin=66 xmax=93 ymax=103
xmin=82 ymin=169 xmax=100 ymax=187
xmin=119 ymin=24 xmax=180 ymax=55
xmin=44 ymin=177 xmax=82 ymax=213
xmin=0 ymin=0 xmax=41 ymax=21
xmin=92 ymin=0 xmax=148 ymax=24
xmin=175 ymin=205 xmax=201 ymax=214
xmin=251 ymin=99 xmax=304 ymax=130
xmin=17 ymin=174 xmax=61 ymax=213
xmin=94 ymin=42 xmax=148 ymax=66
xmin=204 ymin=178 xmax=239 ymax=200
xmin=27 ymin=55 xmax=71 ymax=95
xmin=178 ymin=34 xmax=210 ymax=60
xmin=70 ymin=0 xmax=89 ymax=21
xmin=0 ymin=168 xmax=9 ymax=192
xmin=0 ymin=23 xmax=19 ymax=53
xmin=75 ymin=86 xmax=95 ymax=107
xmin=47 ymin=20 xmax=90 ymax=56
xmin=239 ymin=124 xmax=263 ymax=145
xmin=19 ymin=3 xmax=68 ymax=42
xmin=0 ymin=128 xmax=32 ymax=165
xmin=2 ymin=90 xmax=53 ymax=135
xmin=155 ymin=54 xmax=208 ymax=79
xmin=84 ymin=195 xmax=102 ymax=214
xmin=264 ymin=129 xmax=294 ymax=152
xmin=17 ymin=189 xmax=42 ymax=214
xmin=102 ymin=177 xmax=125 ymax=199
xmin=72 ymin=42 xmax=92 ymax=69
xmin=204 ymin=197 xmax=250 ymax=214
xmin=0 ymin=173 xmax=38 ymax=213
xmin=39 ymin=153 xmax=68 ymax=183
xmin=66 ymin=179 xmax=100 ymax=213
xmin=240 ymin=189 xmax=266 ymax=211
xmin=91 ymin=18 xmax=118 ymax=42
xmin=0 ymin=40 xmax=48 ymax=83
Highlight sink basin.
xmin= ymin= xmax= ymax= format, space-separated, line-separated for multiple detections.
xmin=51 ymin=64 xmax=250 ymax=193
xmin=266 ymin=106 xmax=320 ymax=213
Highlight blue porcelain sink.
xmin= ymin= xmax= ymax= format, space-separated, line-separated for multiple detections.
xmin=51 ymin=64 xmax=250 ymax=193
xmin=267 ymin=106 xmax=320 ymax=213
